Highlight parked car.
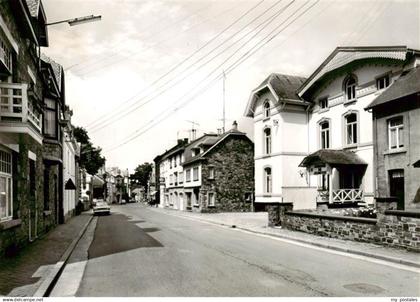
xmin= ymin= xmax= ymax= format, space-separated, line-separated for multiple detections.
xmin=93 ymin=201 xmax=111 ymax=215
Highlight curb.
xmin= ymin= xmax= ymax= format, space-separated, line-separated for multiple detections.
xmin=148 ymin=207 xmax=420 ymax=269
xmin=34 ymin=214 xmax=94 ymax=297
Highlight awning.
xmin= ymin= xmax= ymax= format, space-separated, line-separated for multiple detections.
xmin=92 ymin=175 xmax=105 ymax=187
xmin=299 ymin=149 xmax=367 ymax=168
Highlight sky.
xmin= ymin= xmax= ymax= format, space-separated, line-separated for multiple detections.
xmin=41 ymin=0 xmax=420 ymax=172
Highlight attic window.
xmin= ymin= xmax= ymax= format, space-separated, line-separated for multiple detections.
xmin=344 ymin=75 xmax=357 ymax=101
xmin=319 ymin=97 xmax=328 ymax=109
xmin=263 ymin=100 xmax=270 ymax=118
xmin=376 ymin=75 xmax=390 ymax=90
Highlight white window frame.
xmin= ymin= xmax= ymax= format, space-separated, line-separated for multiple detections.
xmin=388 ymin=116 xmax=404 ymax=150
xmin=344 ymin=75 xmax=357 ymax=102
xmin=208 ymin=192 xmax=215 ymax=207
xmin=344 ymin=112 xmax=358 ymax=146
xmin=179 ymin=171 xmax=184 ymax=184
xmin=263 ymin=100 xmax=270 ymax=119
xmin=319 ymin=120 xmax=330 ymax=149
xmin=376 ymin=74 xmax=390 ymax=90
xmin=193 ymin=167 xmax=199 ymax=181
xmin=186 ymin=169 xmax=191 ymax=182
xmin=264 ymin=167 xmax=272 ymax=194
xmin=263 ymin=127 xmax=272 ymax=155
xmin=0 ymin=148 xmax=13 ymax=221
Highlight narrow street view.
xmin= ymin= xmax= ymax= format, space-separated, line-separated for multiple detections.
xmin=0 ymin=0 xmax=419 ymax=299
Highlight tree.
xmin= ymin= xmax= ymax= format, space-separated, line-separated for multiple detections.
xmin=74 ymin=126 xmax=106 ymax=175
xmin=130 ymin=162 xmax=153 ymax=192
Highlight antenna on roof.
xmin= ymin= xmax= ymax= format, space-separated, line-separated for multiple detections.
xmin=222 ymin=70 xmax=226 ymax=133
xmin=186 ymin=120 xmax=199 ymax=141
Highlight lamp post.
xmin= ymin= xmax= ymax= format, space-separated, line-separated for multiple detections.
xmin=46 ymin=15 xmax=102 ymax=27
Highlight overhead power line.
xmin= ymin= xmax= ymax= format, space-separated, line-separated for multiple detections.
xmin=104 ymin=0 xmax=320 ymax=153
xmin=88 ymin=0 xmax=288 ymax=133
xmin=85 ymin=0 xmax=267 ymax=130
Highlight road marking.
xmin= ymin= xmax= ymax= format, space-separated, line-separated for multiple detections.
xmin=141 ymin=207 xmax=420 ymax=274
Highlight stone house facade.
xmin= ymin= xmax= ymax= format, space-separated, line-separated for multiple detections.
xmin=366 ymin=65 xmax=420 ymax=211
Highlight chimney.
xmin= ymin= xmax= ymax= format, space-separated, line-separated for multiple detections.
xmin=232 ymin=120 xmax=238 ymax=131
xmin=177 ymin=139 xmax=183 ymax=145
xmin=217 ymin=128 xmax=222 ymax=135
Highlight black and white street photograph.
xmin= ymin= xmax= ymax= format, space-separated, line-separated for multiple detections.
xmin=0 ymin=0 xmax=419 ymax=299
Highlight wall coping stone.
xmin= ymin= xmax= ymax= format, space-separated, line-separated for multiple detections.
xmin=0 ymin=219 xmax=22 ymax=230
xmin=285 ymin=211 xmax=377 ymax=224
xmin=384 ymin=210 xmax=420 ymax=218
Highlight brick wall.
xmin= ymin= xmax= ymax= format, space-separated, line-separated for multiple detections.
xmin=199 ymin=135 xmax=254 ymax=213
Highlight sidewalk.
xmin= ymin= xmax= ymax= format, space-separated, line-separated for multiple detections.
xmin=0 ymin=212 xmax=92 ymax=297
xmin=150 ymin=206 xmax=420 ymax=268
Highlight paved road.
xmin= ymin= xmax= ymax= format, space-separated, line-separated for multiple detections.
xmin=54 ymin=204 xmax=419 ymax=297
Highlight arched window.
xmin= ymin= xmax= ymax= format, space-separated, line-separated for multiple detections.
xmin=345 ymin=112 xmax=358 ymax=145
xmin=264 ymin=127 xmax=271 ymax=155
xmin=264 ymin=167 xmax=272 ymax=194
xmin=263 ymin=100 xmax=271 ymax=118
xmin=319 ymin=120 xmax=330 ymax=149
xmin=344 ymin=75 xmax=357 ymax=101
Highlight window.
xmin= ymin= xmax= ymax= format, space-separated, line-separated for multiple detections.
xmin=174 ymin=156 xmax=177 ymax=167
xmin=320 ymin=121 xmax=330 ymax=149
xmin=174 ymin=172 xmax=178 ymax=186
xmin=169 ymin=174 xmax=173 ymax=185
xmin=319 ymin=98 xmax=328 ymax=109
xmin=264 ymin=167 xmax=272 ymax=194
xmin=377 ymin=75 xmax=390 ymax=90
xmin=179 ymin=172 xmax=184 ymax=184
xmin=208 ymin=167 xmax=215 ymax=179
xmin=44 ymin=98 xmax=57 ymax=138
xmin=345 ymin=113 xmax=358 ymax=145
xmin=0 ymin=34 xmax=12 ymax=72
xmin=344 ymin=75 xmax=357 ymax=101
xmin=169 ymin=158 xmax=172 ymax=169
xmin=264 ymin=128 xmax=271 ymax=155
xmin=186 ymin=169 xmax=191 ymax=182
xmin=388 ymin=117 xmax=404 ymax=149
xmin=263 ymin=100 xmax=270 ymax=118
xmin=193 ymin=167 xmax=199 ymax=181
xmin=0 ymin=149 xmax=12 ymax=221
xmin=208 ymin=192 xmax=215 ymax=207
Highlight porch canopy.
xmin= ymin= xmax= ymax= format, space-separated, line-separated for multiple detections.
xmin=299 ymin=149 xmax=367 ymax=170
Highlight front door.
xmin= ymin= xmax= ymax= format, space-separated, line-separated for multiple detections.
xmin=389 ymin=169 xmax=404 ymax=210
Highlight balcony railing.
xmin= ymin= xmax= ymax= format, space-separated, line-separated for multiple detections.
xmin=0 ymin=83 xmax=42 ymax=133
xmin=332 ymin=189 xmax=364 ymax=203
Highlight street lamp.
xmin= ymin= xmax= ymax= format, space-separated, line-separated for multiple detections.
xmin=46 ymin=15 xmax=101 ymax=27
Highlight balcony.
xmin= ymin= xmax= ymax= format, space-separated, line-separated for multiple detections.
xmin=332 ymin=189 xmax=364 ymax=203
xmin=0 ymin=83 xmax=42 ymax=141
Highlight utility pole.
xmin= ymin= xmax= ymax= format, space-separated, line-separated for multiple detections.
xmin=222 ymin=70 xmax=226 ymax=133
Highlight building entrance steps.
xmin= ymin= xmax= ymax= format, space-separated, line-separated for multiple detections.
xmin=0 ymin=212 xmax=92 ymax=296
xmin=148 ymin=205 xmax=420 ymax=268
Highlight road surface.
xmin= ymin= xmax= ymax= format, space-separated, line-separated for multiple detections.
xmin=51 ymin=204 xmax=420 ymax=297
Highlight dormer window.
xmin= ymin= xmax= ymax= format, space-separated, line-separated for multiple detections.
xmin=319 ymin=97 xmax=328 ymax=110
xmin=377 ymin=75 xmax=390 ymax=90
xmin=263 ymin=100 xmax=271 ymax=118
xmin=344 ymin=75 xmax=357 ymax=102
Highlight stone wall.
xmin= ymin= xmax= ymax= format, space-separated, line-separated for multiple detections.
xmin=199 ymin=135 xmax=254 ymax=213
xmin=268 ymin=203 xmax=420 ymax=252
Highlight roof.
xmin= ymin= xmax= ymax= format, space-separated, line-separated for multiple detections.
xmin=413 ymin=159 xmax=420 ymax=168
xmin=183 ymin=129 xmax=251 ymax=166
xmin=41 ymin=54 xmax=64 ymax=92
xmin=25 ymin=0 xmax=40 ymax=17
xmin=366 ymin=66 xmax=420 ymax=109
xmin=298 ymin=46 xmax=419 ymax=99
xmin=299 ymin=149 xmax=367 ymax=168
xmin=244 ymin=73 xmax=307 ymax=117
xmin=156 ymin=139 xmax=189 ymax=162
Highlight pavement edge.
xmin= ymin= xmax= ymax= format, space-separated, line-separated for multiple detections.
xmin=148 ymin=207 xmax=420 ymax=269
xmin=33 ymin=214 xmax=94 ymax=297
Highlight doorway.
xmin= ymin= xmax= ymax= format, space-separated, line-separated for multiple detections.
xmin=389 ymin=169 xmax=404 ymax=210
